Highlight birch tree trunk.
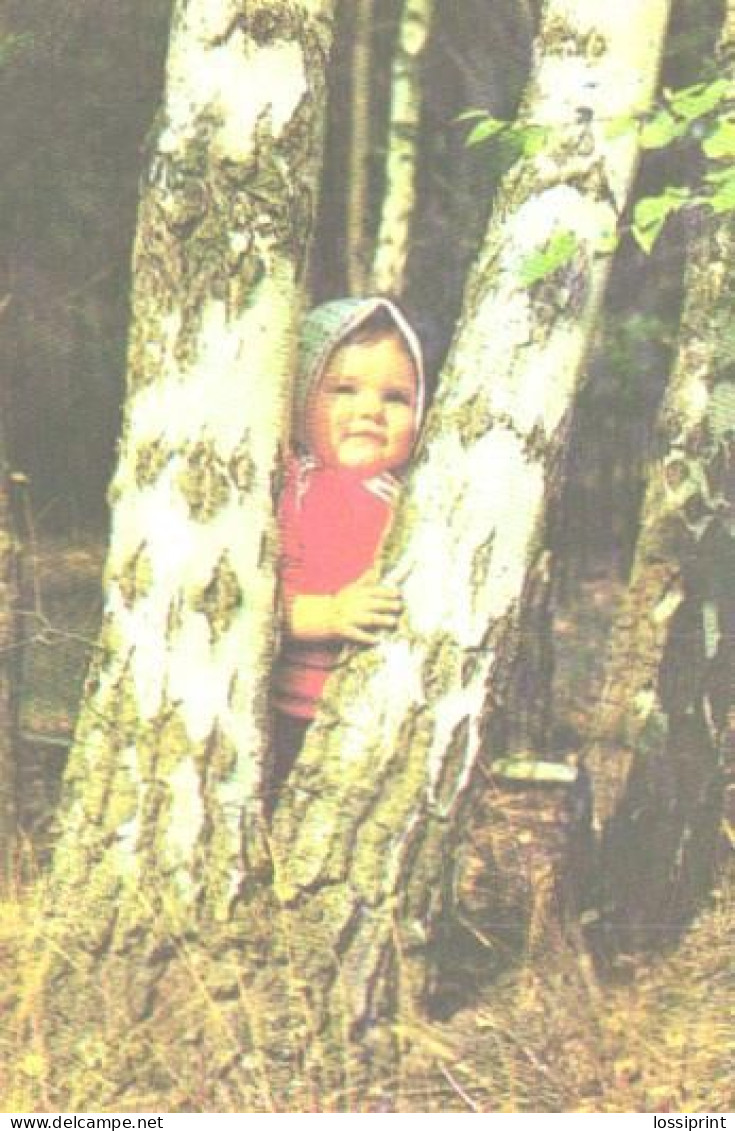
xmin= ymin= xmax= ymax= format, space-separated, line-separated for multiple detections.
xmin=346 ymin=0 xmax=373 ymax=294
xmin=261 ymin=0 xmax=669 ymax=1094
xmin=585 ymin=195 xmax=735 ymax=948
xmin=369 ymin=0 xmax=434 ymax=297
xmin=41 ymin=0 xmax=334 ymax=1103
xmin=584 ymin=2 xmax=735 ymax=947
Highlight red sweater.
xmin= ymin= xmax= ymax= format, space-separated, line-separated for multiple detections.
xmin=273 ymin=458 xmax=397 ymax=719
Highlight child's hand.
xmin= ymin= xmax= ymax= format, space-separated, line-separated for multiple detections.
xmin=286 ymin=569 xmax=402 ymax=644
xmin=331 ymin=569 xmax=402 ymax=644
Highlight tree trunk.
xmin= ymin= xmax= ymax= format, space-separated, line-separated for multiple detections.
xmin=42 ymin=0 xmax=335 ymax=1105
xmin=502 ymin=531 xmax=556 ymax=759
xmin=369 ymin=0 xmax=435 ymax=297
xmin=346 ymin=0 xmax=373 ymax=295
xmin=584 ymin=5 xmax=735 ymax=948
xmin=263 ymin=0 xmax=669 ymax=1093
xmin=40 ymin=0 xmax=670 ymax=1110
xmin=0 ymin=419 xmax=20 ymax=878
xmin=584 ymin=195 xmax=735 ymax=947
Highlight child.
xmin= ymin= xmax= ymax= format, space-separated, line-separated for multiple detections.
xmin=269 ymin=297 xmax=425 ymax=807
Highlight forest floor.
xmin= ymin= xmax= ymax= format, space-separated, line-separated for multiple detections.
xmin=2 ymin=540 xmax=733 ymax=1113
xmin=400 ymin=873 xmax=733 ymax=1113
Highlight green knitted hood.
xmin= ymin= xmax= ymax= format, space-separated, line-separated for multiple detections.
xmin=292 ymin=296 xmax=425 ymax=452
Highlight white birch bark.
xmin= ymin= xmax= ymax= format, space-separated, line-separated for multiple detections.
xmin=42 ymin=0 xmax=335 ymax=1092
xmin=266 ymin=0 xmax=670 ymax=1075
xmin=370 ymin=0 xmax=434 ymax=297
xmin=346 ymin=0 xmax=373 ymax=294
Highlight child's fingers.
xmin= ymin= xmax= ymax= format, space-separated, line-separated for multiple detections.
xmin=358 ymin=609 xmax=400 ymax=630
xmin=341 ymin=607 xmax=400 ymax=641
xmin=363 ymin=596 xmax=402 ymax=616
xmin=342 ymin=624 xmax=384 ymax=645
xmin=383 ymin=561 xmax=411 ymax=586
xmin=354 ymin=602 xmax=401 ymax=626
xmin=361 ymin=584 xmax=402 ymax=605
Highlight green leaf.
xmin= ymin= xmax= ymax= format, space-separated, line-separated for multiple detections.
xmin=631 ymin=217 xmax=664 ymax=254
xmin=709 ymin=175 xmax=735 ymax=214
xmin=703 ymin=168 xmax=735 ymax=210
xmin=631 ymin=188 xmax=690 ymax=253
xmin=666 ymin=78 xmax=731 ymax=122
xmin=705 ymin=166 xmax=735 ymax=183
xmin=605 ymin=114 xmax=635 ymax=140
xmin=465 ymin=117 xmax=508 ymax=147
xmin=454 ymin=108 xmax=495 ymax=123
xmin=640 ymin=108 xmax=688 ymax=149
xmin=520 ymin=124 xmax=550 ymax=157
xmin=520 ymin=229 xmax=577 ymax=286
xmin=703 ymin=118 xmax=735 ymax=160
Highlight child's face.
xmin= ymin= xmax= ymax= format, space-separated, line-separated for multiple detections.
xmin=306 ymin=334 xmax=418 ymax=476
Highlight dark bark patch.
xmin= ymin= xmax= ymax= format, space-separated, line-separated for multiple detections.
xmin=470 ymin=531 xmax=496 ymax=600
xmin=143 ymin=709 xmax=192 ymax=779
xmin=228 ymin=436 xmax=257 ymax=493
xmin=528 ymin=248 xmax=590 ymax=323
xmin=451 ymin=396 xmax=496 ymax=446
xmin=422 ymin=636 xmax=461 ymax=702
xmin=190 ymin=551 xmax=243 ymax=641
xmin=117 ymin=544 xmax=154 ymax=608
xmin=134 ymin=437 xmax=170 ymax=490
xmin=207 ymin=726 xmax=239 ymax=782
xmin=544 ymin=16 xmax=607 ymax=59
xmin=165 ymin=593 xmax=185 ymax=639
xmin=210 ymin=3 xmax=307 ymax=49
xmin=179 ymin=438 xmax=231 ymax=522
xmin=433 ymin=716 xmax=471 ymax=811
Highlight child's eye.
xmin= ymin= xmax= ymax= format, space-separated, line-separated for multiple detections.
xmin=384 ymin=390 xmax=412 ymax=406
xmin=333 ymin=382 xmax=357 ymax=396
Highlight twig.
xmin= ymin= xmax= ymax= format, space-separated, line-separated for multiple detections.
xmin=476 ymin=1011 xmax=558 ymax=1087
xmin=438 ymin=1064 xmax=482 ymax=1112
xmin=11 ymin=608 xmax=101 ymax=650
xmin=19 ymin=731 xmax=71 ymax=751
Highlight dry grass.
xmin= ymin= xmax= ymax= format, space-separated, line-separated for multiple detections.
xmin=0 ymin=857 xmax=732 ymax=1113
xmin=17 ymin=536 xmax=103 ymax=738
xmin=416 ymin=873 xmax=733 ymax=1113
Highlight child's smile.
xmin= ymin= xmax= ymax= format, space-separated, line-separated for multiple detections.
xmin=306 ymin=336 xmax=419 ymax=476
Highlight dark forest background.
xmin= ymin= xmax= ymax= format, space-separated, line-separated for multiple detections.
xmin=0 ymin=0 xmax=723 ymax=574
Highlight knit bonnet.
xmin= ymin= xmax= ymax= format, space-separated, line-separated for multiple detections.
xmin=292 ymin=296 xmax=425 ymax=453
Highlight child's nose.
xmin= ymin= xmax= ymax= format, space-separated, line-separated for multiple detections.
xmin=357 ymin=389 xmax=385 ymax=418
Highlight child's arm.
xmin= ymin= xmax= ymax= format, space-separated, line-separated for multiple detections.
xmin=286 ymin=569 xmax=402 ymax=645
